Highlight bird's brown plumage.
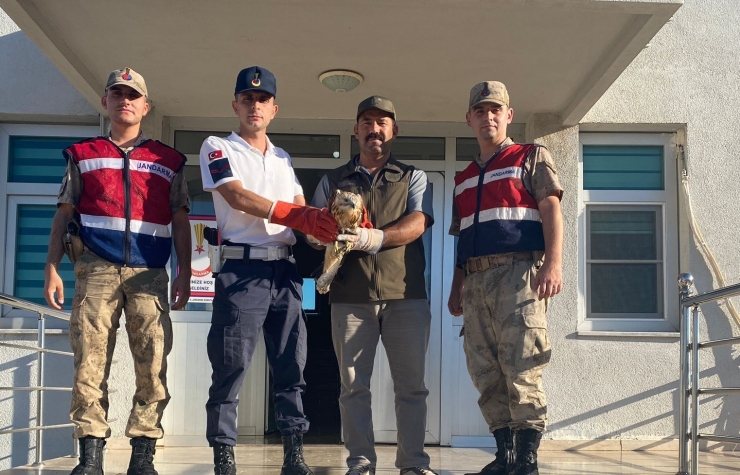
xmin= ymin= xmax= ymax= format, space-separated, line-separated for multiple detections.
xmin=317 ymin=190 xmax=364 ymax=294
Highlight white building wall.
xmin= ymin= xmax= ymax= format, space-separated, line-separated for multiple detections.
xmin=2 ymin=0 xmax=740 ymax=468
xmin=573 ymin=0 xmax=740 ymax=442
xmin=0 ymin=10 xmax=96 ymax=119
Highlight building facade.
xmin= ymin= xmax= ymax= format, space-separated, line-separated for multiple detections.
xmin=2 ymin=0 xmax=739 ymax=469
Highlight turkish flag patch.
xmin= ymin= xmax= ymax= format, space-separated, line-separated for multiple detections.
xmin=208 ymin=150 xmax=224 ymax=161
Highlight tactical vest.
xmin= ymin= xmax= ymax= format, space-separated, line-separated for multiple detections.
xmin=64 ymin=136 xmax=186 ymax=268
xmin=325 ymin=157 xmax=427 ymax=303
xmin=454 ymin=143 xmax=545 ymax=267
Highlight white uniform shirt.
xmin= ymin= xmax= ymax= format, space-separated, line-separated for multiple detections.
xmin=199 ymin=132 xmax=303 ymax=246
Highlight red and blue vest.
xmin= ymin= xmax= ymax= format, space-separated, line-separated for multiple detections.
xmin=454 ymin=143 xmax=545 ymax=267
xmin=64 ymin=137 xmax=186 ymax=268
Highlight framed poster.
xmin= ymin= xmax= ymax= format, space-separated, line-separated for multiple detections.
xmin=187 ymin=215 xmax=218 ymax=303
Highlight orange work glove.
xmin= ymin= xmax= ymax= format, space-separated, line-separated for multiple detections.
xmin=360 ymin=206 xmax=374 ymax=229
xmin=269 ymin=201 xmax=338 ymax=243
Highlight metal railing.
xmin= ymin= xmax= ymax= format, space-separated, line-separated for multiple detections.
xmin=677 ymin=273 xmax=740 ymax=475
xmin=0 ymin=292 xmax=73 ymax=466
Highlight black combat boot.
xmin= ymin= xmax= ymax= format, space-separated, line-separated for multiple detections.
xmin=70 ymin=437 xmax=106 ymax=475
xmin=464 ymin=427 xmax=514 ymax=475
xmin=281 ymin=433 xmax=315 ymax=475
xmin=512 ymin=429 xmax=542 ymax=475
xmin=212 ymin=444 xmax=236 ymax=475
xmin=127 ymin=437 xmax=158 ymax=475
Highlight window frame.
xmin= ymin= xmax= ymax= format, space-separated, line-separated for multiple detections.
xmin=578 ymin=133 xmax=679 ymax=334
xmin=0 ymin=124 xmax=99 ymax=327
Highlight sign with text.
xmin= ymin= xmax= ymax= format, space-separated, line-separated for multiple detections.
xmin=188 ymin=216 xmax=217 ymax=303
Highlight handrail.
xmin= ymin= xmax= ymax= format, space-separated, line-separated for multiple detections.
xmin=697 ymin=336 xmax=740 ymax=350
xmin=1 ymin=291 xmax=122 ymax=466
xmin=682 ymin=282 xmax=740 ymax=307
xmin=0 ymin=342 xmax=73 ymax=356
xmin=0 ymin=292 xmax=70 ymax=321
xmin=676 ymin=273 xmax=740 ymax=475
xmin=0 ymin=293 xmax=73 ymax=466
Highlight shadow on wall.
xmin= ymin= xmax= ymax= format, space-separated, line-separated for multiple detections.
xmin=0 ymin=335 xmax=75 ymax=469
xmin=690 ymin=252 xmax=740 ymax=449
xmin=549 ymin=239 xmax=740 ymax=451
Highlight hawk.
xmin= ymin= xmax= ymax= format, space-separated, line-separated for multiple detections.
xmin=316 ymin=190 xmax=365 ymax=294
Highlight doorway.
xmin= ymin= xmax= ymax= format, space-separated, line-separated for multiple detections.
xmin=266 ymin=168 xmax=445 ymax=445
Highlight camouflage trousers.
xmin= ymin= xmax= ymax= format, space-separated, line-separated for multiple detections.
xmin=462 ymin=259 xmax=551 ymax=432
xmin=69 ymin=250 xmax=172 ymax=439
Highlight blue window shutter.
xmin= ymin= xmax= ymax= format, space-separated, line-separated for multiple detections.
xmin=14 ymin=205 xmax=74 ymax=306
xmin=8 ymin=136 xmax=86 ymax=183
xmin=583 ymin=145 xmax=664 ymax=190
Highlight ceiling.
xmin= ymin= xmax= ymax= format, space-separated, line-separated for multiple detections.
xmin=1 ymin=0 xmax=681 ymax=125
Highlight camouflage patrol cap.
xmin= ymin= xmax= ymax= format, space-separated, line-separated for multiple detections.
xmin=356 ymin=95 xmax=396 ymax=122
xmin=105 ymin=67 xmax=148 ymax=97
xmin=469 ymin=81 xmax=509 ymax=109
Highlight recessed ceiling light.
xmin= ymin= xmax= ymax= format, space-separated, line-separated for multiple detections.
xmin=319 ymin=70 xmax=363 ymax=93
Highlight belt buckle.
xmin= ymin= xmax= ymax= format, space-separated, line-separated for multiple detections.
xmin=267 ymin=247 xmax=279 ymax=261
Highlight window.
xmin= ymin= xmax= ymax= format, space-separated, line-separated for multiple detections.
xmin=578 ymin=134 xmax=679 ymax=333
xmin=351 ymin=136 xmax=445 ymax=160
xmin=8 ymin=136 xmax=87 ymax=183
xmin=0 ymin=124 xmax=98 ymax=323
xmin=174 ymin=130 xmax=340 ymax=158
xmin=456 ymin=138 xmax=480 ymax=162
xmin=9 ymin=201 xmax=75 ymax=306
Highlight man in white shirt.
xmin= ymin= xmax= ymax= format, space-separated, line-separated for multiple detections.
xmin=199 ymin=66 xmax=337 ymax=475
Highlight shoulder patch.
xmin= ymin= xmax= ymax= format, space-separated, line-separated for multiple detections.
xmin=208 ymin=158 xmax=233 ymax=183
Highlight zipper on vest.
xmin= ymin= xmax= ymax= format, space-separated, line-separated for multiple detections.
xmin=123 ymin=149 xmax=132 ymax=266
xmin=367 ymin=174 xmax=382 ymax=300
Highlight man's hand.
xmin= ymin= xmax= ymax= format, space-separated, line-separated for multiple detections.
xmin=336 ymin=228 xmax=385 ymax=254
xmin=533 ymin=261 xmax=563 ymax=300
xmin=447 ymin=267 xmax=465 ymax=316
xmin=171 ymin=272 xmax=191 ymax=310
xmin=447 ymin=286 xmax=464 ymax=316
xmin=269 ymin=201 xmax=338 ymax=243
xmin=44 ymin=263 xmax=65 ymax=310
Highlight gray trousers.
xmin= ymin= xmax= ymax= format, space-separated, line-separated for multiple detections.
xmin=332 ymin=300 xmax=432 ymax=469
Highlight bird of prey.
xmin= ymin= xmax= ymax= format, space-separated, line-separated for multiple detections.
xmin=316 ymin=190 xmax=364 ymax=294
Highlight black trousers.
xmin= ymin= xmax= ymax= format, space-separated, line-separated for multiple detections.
xmin=205 ymin=256 xmax=309 ymax=446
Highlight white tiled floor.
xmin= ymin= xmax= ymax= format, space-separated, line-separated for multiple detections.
xmin=3 ymin=445 xmax=740 ymax=475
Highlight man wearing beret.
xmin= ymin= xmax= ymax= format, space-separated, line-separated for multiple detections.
xmin=44 ymin=68 xmax=192 ymax=475
xmin=199 ymin=66 xmax=337 ymax=475
xmin=447 ymin=82 xmax=564 ymax=475
xmin=311 ymin=96 xmax=436 ymax=475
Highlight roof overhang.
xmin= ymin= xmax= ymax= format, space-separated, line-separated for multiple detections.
xmin=1 ymin=0 xmax=681 ymax=126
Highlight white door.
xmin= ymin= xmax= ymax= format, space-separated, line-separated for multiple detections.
xmin=369 ymin=172 xmax=444 ymax=444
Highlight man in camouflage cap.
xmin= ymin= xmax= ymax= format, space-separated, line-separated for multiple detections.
xmin=447 ymin=81 xmax=564 ymax=475
xmin=44 ymin=67 xmax=191 ymax=475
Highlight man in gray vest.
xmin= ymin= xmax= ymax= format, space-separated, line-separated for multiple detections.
xmin=310 ymin=96 xmax=435 ymax=475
